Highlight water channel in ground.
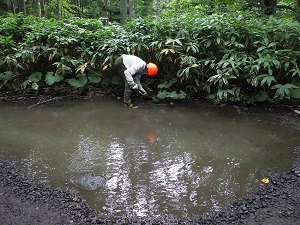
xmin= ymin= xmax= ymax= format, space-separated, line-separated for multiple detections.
xmin=0 ymin=98 xmax=299 ymax=217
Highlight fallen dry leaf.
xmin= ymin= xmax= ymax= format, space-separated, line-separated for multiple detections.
xmin=261 ymin=178 xmax=270 ymax=184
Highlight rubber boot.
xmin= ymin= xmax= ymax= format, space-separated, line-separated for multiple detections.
xmin=124 ymin=87 xmax=132 ymax=102
xmin=123 ymin=88 xmax=138 ymax=108
xmin=124 ymin=100 xmax=138 ymax=108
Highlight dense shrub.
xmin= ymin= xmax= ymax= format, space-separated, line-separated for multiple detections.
xmin=0 ymin=12 xmax=300 ymax=103
xmin=126 ymin=12 xmax=300 ymax=103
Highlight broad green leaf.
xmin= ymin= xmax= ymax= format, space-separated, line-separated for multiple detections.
xmin=111 ymin=76 xmax=122 ymax=85
xmin=217 ymin=89 xmax=226 ymax=99
xmin=158 ymin=81 xmax=172 ymax=89
xmin=88 ymin=72 xmax=102 ymax=84
xmin=261 ymin=75 xmax=276 ymax=87
xmin=157 ymin=90 xmax=167 ymax=99
xmin=169 ymin=78 xmax=178 ymax=84
xmin=28 ymin=72 xmax=42 ymax=82
xmin=272 ymin=59 xmax=280 ymax=69
xmin=255 ymin=90 xmax=269 ymax=102
xmin=257 ymin=46 xmax=266 ymax=52
xmin=0 ymin=71 xmax=13 ymax=81
xmin=273 ymin=83 xmax=298 ymax=99
xmin=290 ymin=68 xmax=300 ymax=77
xmin=167 ymin=91 xmax=179 ymax=99
xmin=45 ymin=72 xmax=64 ymax=85
xmin=175 ymin=39 xmax=182 ymax=46
xmin=268 ymin=42 xmax=277 ymax=48
xmin=251 ymin=65 xmax=260 ymax=72
xmin=177 ymin=90 xmax=187 ymax=99
xmin=290 ymin=78 xmax=300 ymax=98
xmin=68 ymin=74 xmax=87 ymax=88
xmin=204 ymin=39 xmax=213 ymax=47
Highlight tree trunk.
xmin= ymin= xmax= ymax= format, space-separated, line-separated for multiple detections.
xmin=119 ymin=0 xmax=127 ymax=25
xmin=22 ymin=0 xmax=26 ymax=14
xmin=76 ymin=0 xmax=82 ymax=17
xmin=156 ymin=0 xmax=162 ymax=14
xmin=17 ymin=0 xmax=21 ymax=13
xmin=32 ymin=0 xmax=40 ymax=17
xmin=297 ymin=0 xmax=300 ymax=22
xmin=175 ymin=0 xmax=180 ymax=11
xmin=0 ymin=0 xmax=9 ymax=14
xmin=7 ymin=0 xmax=16 ymax=13
xmin=40 ymin=0 xmax=45 ymax=17
xmin=260 ymin=0 xmax=277 ymax=16
xmin=128 ymin=0 xmax=135 ymax=19
xmin=57 ymin=0 xmax=61 ymax=20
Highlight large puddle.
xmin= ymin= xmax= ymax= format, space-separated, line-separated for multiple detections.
xmin=0 ymin=98 xmax=299 ymax=217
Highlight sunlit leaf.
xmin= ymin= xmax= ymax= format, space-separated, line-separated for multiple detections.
xmin=32 ymin=82 xmax=39 ymax=90
xmin=21 ymin=80 xmax=30 ymax=90
xmin=76 ymin=63 xmax=88 ymax=74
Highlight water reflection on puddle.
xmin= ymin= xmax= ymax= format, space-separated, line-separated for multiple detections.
xmin=0 ymin=98 xmax=299 ymax=217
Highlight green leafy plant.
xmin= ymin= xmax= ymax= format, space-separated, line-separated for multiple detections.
xmin=87 ymin=72 xmax=102 ymax=84
xmin=0 ymin=71 xmax=13 ymax=81
xmin=272 ymin=83 xmax=298 ymax=99
xmin=28 ymin=72 xmax=42 ymax=82
xmin=157 ymin=78 xmax=187 ymax=100
xmin=67 ymin=74 xmax=87 ymax=88
xmin=1 ymin=12 xmax=300 ymax=103
xmin=20 ymin=72 xmax=43 ymax=91
xmin=45 ymin=72 xmax=64 ymax=85
xmin=290 ymin=78 xmax=300 ymax=99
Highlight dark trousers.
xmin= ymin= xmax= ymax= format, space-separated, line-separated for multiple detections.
xmin=114 ymin=56 xmax=132 ymax=103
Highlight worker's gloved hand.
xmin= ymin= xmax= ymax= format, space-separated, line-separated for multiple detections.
xmin=131 ymin=83 xmax=138 ymax=90
xmin=139 ymin=88 xmax=148 ymax=96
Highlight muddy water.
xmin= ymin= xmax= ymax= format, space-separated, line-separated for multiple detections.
xmin=0 ymin=98 xmax=299 ymax=217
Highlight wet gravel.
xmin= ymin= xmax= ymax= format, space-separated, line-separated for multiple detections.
xmin=0 ymin=96 xmax=299 ymax=224
xmin=0 ymin=155 xmax=299 ymax=225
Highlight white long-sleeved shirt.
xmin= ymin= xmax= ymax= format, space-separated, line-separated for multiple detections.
xmin=122 ymin=54 xmax=147 ymax=88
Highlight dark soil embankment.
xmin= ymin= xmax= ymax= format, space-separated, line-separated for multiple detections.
xmin=0 ymin=95 xmax=299 ymax=224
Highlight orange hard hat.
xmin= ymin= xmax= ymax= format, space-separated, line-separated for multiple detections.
xmin=147 ymin=63 xmax=158 ymax=76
